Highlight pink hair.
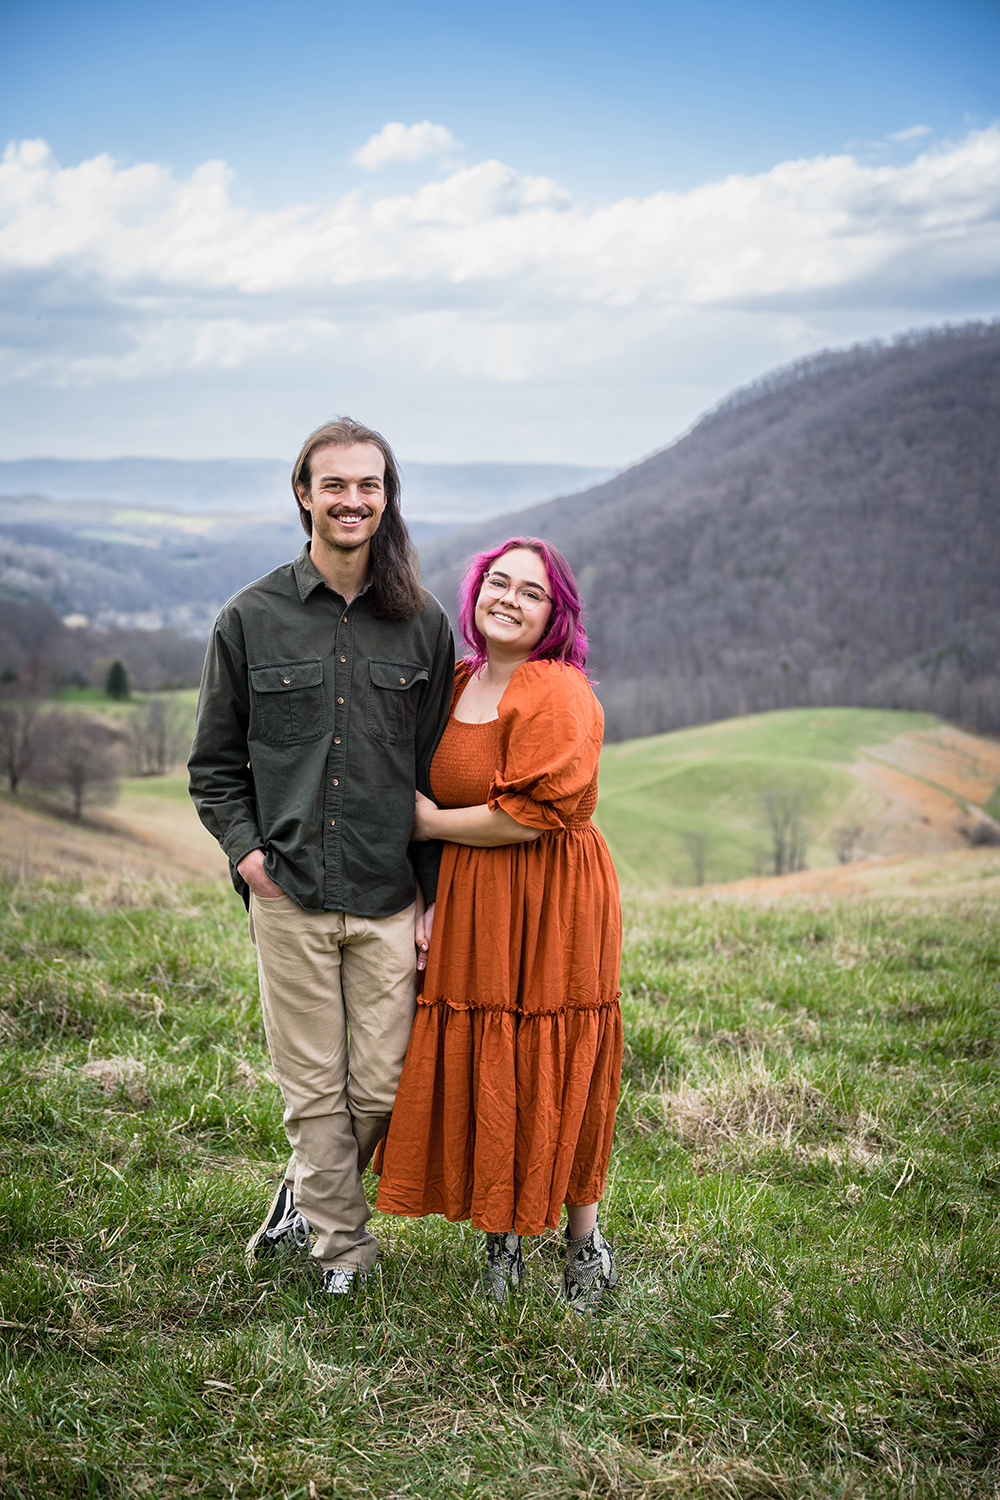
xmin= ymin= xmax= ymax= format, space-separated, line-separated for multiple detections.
xmin=457 ymin=537 xmax=590 ymax=673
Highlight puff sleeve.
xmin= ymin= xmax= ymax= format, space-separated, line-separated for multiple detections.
xmin=487 ymin=660 xmax=604 ymax=831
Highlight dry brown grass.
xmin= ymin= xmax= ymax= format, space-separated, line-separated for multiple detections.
xmin=663 ymin=1052 xmax=888 ymax=1170
xmin=80 ymin=1055 xmax=151 ymax=1105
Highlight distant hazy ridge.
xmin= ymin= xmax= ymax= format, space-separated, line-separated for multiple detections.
xmin=0 ymin=459 xmax=611 ymax=634
xmin=418 ymin=323 xmax=1000 ymax=741
xmin=0 ymin=458 xmax=612 ymax=522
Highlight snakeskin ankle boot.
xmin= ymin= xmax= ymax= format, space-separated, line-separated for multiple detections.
xmin=559 ymin=1222 xmax=618 ymax=1311
xmin=482 ymin=1230 xmax=525 ymax=1302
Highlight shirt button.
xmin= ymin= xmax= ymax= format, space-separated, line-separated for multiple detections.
xmin=399 ymin=677 xmax=406 ymax=684
xmin=334 ymin=736 xmax=341 ymax=744
xmin=340 ymin=655 xmax=347 ymax=663
xmin=283 ymin=677 xmax=291 ymax=684
xmin=329 ymin=819 xmax=336 ymax=827
xmin=332 ymin=779 xmax=339 ymax=786
xmin=342 ymin=615 xmax=348 ymax=623
xmin=337 ymin=697 xmax=344 ymax=705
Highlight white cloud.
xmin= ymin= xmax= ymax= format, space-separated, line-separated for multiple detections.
xmin=889 ymin=125 xmax=933 ymax=143
xmin=4 ymin=128 xmax=998 ymax=313
xmin=351 ymin=120 xmax=461 ymax=171
xmin=0 ymin=129 xmax=998 ymax=459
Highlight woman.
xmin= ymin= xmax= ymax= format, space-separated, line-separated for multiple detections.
xmin=376 ymin=537 xmax=623 ymax=1308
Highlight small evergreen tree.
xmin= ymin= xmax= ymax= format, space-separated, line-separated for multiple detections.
xmin=105 ymin=660 xmax=130 ymax=701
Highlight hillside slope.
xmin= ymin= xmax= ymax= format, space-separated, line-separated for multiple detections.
xmin=0 ymin=780 xmax=228 ymax=886
xmin=4 ymin=708 xmax=997 ymax=899
xmin=594 ymin=707 xmax=1000 ymax=888
xmin=420 ymin=323 xmax=1000 ymax=741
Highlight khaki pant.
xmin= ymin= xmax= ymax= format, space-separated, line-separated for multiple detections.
xmin=248 ymin=893 xmax=417 ymax=1271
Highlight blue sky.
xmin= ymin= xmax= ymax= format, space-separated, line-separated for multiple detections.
xmin=1 ymin=0 xmax=998 ymax=463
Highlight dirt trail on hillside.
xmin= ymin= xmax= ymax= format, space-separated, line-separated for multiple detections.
xmin=843 ymin=724 xmax=1000 ymax=857
xmin=861 ymin=724 xmax=1000 ymax=806
xmin=850 ymin=762 xmax=973 ymax=855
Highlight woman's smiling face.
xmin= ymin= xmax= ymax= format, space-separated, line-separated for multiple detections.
xmin=474 ymin=547 xmax=552 ymax=662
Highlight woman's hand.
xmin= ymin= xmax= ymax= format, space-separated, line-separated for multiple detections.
xmin=414 ymin=900 xmax=435 ymax=972
xmin=414 ymin=789 xmax=542 ymax=847
xmin=412 ymin=788 xmax=440 ymax=842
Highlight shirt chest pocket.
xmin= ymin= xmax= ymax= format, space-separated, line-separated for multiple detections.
xmin=366 ymin=660 xmax=429 ymax=745
xmin=249 ymin=659 xmax=325 ymax=745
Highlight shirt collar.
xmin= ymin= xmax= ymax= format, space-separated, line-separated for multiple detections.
xmin=293 ymin=542 xmax=373 ymax=604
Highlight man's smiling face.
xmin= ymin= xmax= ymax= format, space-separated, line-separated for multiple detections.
xmin=298 ymin=442 xmax=388 ymax=560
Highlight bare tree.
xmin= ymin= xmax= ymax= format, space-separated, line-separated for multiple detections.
xmin=0 ymin=690 xmax=42 ymax=793
xmin=834 ymin=823 xmax=864 ymax=863
xmin=126 ymin=696 xmax=188 ymax=775
xmin=32 ymin=711 xmax=124 ymax=820
xmin=682 ymin=829 xmax=709 ymax=886
xmin=762 ymin=788 xmax=808 ymax=875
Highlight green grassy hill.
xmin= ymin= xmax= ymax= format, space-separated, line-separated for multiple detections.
xmin=594 ymin=707 xmax=944 ymax=887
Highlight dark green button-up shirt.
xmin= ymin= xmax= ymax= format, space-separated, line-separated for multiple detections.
xmin=188 ymin=545 xmax=455 ymax=916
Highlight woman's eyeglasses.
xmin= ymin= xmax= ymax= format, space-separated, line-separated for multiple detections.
xmin=481 ymin=573 xmax=551 ymax=610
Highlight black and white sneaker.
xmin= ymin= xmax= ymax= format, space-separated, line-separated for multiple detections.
xmin=245 ymin=1182 xmax=311 ymax=1268
xmin=321 ymin=1266 xmax=369 ymax=1296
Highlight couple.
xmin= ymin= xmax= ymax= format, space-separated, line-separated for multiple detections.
xmin=188 ymin=417 xmax=623 ymax=1310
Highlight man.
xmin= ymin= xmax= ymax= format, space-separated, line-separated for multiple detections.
xmin=188 ymin=417 xmax=454 ymax=1295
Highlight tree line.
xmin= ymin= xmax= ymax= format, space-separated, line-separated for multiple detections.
xmin=0 ymin=597 xmax=206 ymax=696
xmin=0 ymin=673 xmax=191 ymax=820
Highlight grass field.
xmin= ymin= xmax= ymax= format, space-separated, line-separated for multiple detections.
xmin=593 ymin=709 xmax=998 ymax=888
xmin=56 ymin=688 xmax=200 ymax=717
xmin=2 ymin=872 xmax=998 ymax=1498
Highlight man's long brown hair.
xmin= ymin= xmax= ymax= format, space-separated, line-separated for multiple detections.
xmin=291 ymin=417 xmax=424 ymax=621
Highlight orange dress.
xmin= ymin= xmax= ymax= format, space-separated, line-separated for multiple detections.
xmin=376 ymin=658 xmax=623 ymax=1235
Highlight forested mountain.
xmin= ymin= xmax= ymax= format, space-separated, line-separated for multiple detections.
xmin=419 ymin=323 xmax=1000 ymax=741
